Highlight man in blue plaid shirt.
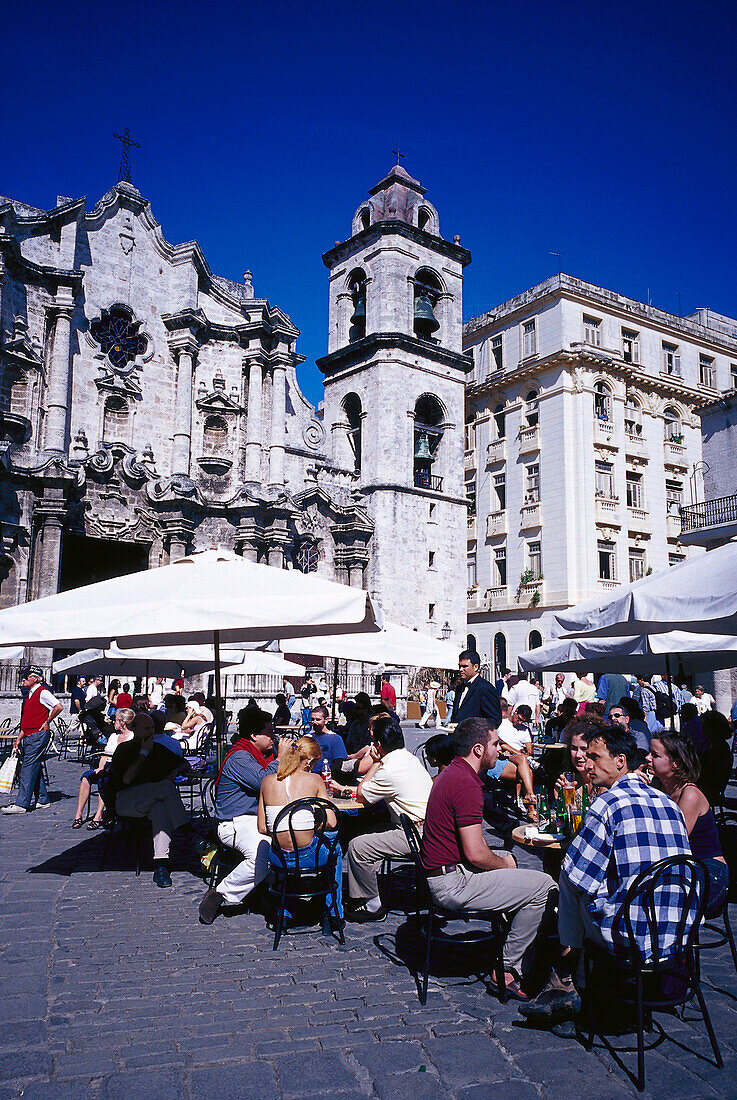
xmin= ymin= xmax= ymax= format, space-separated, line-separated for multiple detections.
xmin=521 ymin=721 xmax=691 ymax=1028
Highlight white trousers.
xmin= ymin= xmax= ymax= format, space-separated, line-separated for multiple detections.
xmin=216 ymin=814 xmax=271 ymax=906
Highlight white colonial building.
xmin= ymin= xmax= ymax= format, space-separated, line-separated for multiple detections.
xmin=463 ymin=274 xmax=737 ymax=676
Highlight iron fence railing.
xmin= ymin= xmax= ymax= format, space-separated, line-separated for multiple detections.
xmin=680 ymin=493 xmax=737 ymax=533
xmin=414 ymin=471 xmax=443 ymax=492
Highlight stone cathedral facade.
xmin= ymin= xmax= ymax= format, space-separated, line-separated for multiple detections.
xmin=0 ymin=166 xmax=470 ymax=644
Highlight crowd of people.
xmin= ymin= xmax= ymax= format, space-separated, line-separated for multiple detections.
xmin=1 ymin=650 xmax=735 ymax=1041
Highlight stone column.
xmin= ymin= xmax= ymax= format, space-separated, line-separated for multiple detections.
xmin=161 ymin=518 xmax=193 ymax=563
xmin=269 ymin=360 xmax=287 ymax=485
xmin=44 ymin=292 xmax=75 ymax=453
xmin=244 ymin=356 xmax=264 ymax=483
xmin=171 ymin=344 xmax=196 ymax=476
xmin=28 ymin=496 xmax=66 ymax=668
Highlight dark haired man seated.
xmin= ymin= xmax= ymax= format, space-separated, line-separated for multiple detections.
xmin=421 ymin=717 xmax=556 ymax=1000
xmin=334 ymin=714 xmax=432 ymax=924
xmin=521 ymin=723 xmax=691 ymax=1028
xmin=198 ymin=707 xmax=290 ymax=924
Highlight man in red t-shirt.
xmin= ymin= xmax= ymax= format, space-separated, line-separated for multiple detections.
xmin=379 ymin=673 xmax=396 ymax=712
xmin=421 ymin=716 xmax=555 ymax=999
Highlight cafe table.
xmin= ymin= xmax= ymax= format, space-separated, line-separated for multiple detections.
xmin=512 ymin=824 xmax=570 ymax=879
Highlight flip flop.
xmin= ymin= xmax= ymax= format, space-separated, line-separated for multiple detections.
xmin=72 ymin=819 xmax=84 ymax=829
xmin=86 ymin=820 xmax=103 ymax=830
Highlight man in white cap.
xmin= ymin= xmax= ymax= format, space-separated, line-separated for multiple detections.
xmin=2 ymin=665 xmax=62 ymax=814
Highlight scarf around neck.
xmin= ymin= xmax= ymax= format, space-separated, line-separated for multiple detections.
xmin=217 ymin=736 xmax=275 ymax=785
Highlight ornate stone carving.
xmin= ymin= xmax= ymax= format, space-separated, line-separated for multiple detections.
xmin=303 ymin=420 xmax=325 ymax=449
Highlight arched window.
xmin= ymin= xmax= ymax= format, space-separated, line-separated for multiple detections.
xmin=296 ymin=541 xmax=319 ymax=574
xmin=343 ymin=393 xmax=362 ymax=472
xmin=347 ymin=269 xmax=366 ymax=342
xmin=203 ymin=414 xmax=228 ymax=454
xmin=414 ymin=394 xmax=445 ymax=490
xmin=418 ymin=207 xmax=431 ymax=231
xmin=594 ymin=381 xmax=612 ymax=422
xmin=359 ymin=208 xmax=370 ymax=232
xmin=525 ymin=390 xmax=539 ymax=428
xmin=413 ymin=268 xmax=442 ymax=341
xmin=528 ymin=630 xmax=543 ymax=650
xmin=466 ymin=633 xmax=478 ymax=653
xmin=494 ymin=402 xmax=506 ymax=439
xmin=102 ymin=394 xmax=129 ymax=442
xmin=493 ymin=632 xmax=507 ymax=682
xmin=663 ymin=406 xmax=683 ymax=443
xmin=624 ymin=394 xmax=642 ymax=435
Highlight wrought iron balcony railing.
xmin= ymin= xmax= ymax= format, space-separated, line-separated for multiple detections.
xmin=414 ymin=470 xmax=443 ymax=492
xmin=680 ymin=493 xmax=737 ymax=533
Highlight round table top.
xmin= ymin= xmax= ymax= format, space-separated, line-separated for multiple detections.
xmin=329 ymin=797 xmax=365 ymax=813
xmin=512 ymin=824 xmax=568 ymax=851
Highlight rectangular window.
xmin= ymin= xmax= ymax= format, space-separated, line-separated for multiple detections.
xmin=495 ymin=547 xmax=507 ymax=586
xmin=522 ymin=318 xmax=537 ymax=358
xmin=622 ymin=328 xmax=640 ymax=364
xmin=666 ymin=478 xmax=683 ymax=506
xmin=699 ymin=354 xmax=716 ymax=388
xmin=525 ymin=463 xmax=540 ymax=503
xmin=669 ymin=552 xmax=685 ymax=567
xmin=528 ymin=540 xmax=542 ymax=580
xmin=464 ymin=420 xmax=475 ymax=451
xmin=429 ymin=551 xmax=436 ymax=569
xmin=595 ymin=460 xmax=615 ymax=499
xmin=629 ymin=547 xmax=646 ymax=582
xmin=465 ymin=473 xmax=476 ymax=516
xmin=598 ymin=540 xmax=616 ymax=581
xmin=583 ymin=314 xmax=602 ymax=346
xmin=428 ymin=603 xmax=435 ymax=621
xmin=491 ymin=334 xmax=503 ymax=371
xmin=493 ymin=472 xmax=506 ymax=511
xmin=731 ymin=364 xmax=737 ymax=390
xmin=662 ymin=342 xmax=681 ymax=376
xmin=466 ymin=556 xmax=476 ymax=587
xmin=429 ymin=502 xmax=436 ymax=519
xmin=626 ymin=471 xmax=643 ymax=509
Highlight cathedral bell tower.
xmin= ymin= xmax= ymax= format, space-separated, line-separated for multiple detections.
xmin=318 ymin=165 xmax=472 ymax=644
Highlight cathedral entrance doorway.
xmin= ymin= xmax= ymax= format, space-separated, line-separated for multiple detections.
xmin=59 ymin=532 xmax=150 ymax=593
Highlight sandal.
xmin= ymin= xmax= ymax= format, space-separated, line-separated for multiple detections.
xmin=72 ymin=819 xmax=84 ymax=829
xmin=523 ymin=796 xmax=539 ymax=824
xmin=87 ymin=820 xmax=102 ymax=830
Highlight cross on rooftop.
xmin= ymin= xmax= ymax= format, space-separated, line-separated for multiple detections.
xmin=113 ymin=127 xmax=141 ymax=184
xmin=392 ymin=146 xmax=405 ymax=165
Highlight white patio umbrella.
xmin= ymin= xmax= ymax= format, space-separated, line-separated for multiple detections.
xmin=51 ymin=643 xmax=252 ymax=679
xmin=282 ymin=621 xmax=459 ymax=670
xmin=552 ymin=541 xmax=737 ymax=640
xmin=519 ymin=630 xmax=737 ymax=678
xmin=0 ymin=646 xmax=25 ymax=662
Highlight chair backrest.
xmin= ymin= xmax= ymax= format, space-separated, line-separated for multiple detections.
xmin=399 ymin=813 xmax=432 ymax=908
xmin=0 ymin=717 xmax=11 ymax=733
xmin=270 ymin=797 xmax=340 ymax=874
xmin=201 ymin=777 xmax=218 ymax=824
xmin=622 ymin=854 xmax=708 ymax=969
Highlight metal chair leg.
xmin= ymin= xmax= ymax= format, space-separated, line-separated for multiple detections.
xmin=691 ymin=968 xmax=724 ymax=1070
xmin=722 ymin=904 xmax=737 ymax=974
xmin=421 ymin=908 xmax=434 ymax=1006
xmin=635 ymin=970 xmax=646 ymax=1092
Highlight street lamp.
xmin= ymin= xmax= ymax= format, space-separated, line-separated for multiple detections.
xmin=440 ymin=621 xmax=452 ymax=640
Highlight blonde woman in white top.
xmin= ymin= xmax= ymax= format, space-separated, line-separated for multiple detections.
xmin=72 ymin=707 xmax=134 ymax=829
xmin=257 ymin=736 xmax=342 ymax=919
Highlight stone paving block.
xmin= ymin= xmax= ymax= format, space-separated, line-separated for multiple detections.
xmin=354 ymin=1040 xmax=428 ymax=1075
xmin=275 ymin=1051 xmax=359 ymax=1095
xmin=0 ymin=1053 xmax=53 ymax=1083
xmin=373 ymin=1072 xmax=451 ymax=1099
xmin=0 ymin=1022 xmax=45 ymax=1050
xmin=190 ymin=1062 xmax=280 ymax=1100
xmin=53 ymin=1053 xmax=119 ymax=1079
xmin=99 ymin=1069 xmax=188 ymax=1100
xmin=422 ymin=1034 xmax=510 ymax=1086
xmin=19 ymin=1084 xmax=94 ymax=1100
xmin=455 ymin=1084 xmax=541 ymax=1100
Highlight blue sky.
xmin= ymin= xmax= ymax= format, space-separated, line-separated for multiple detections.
xmin=4 ymin=0 xmax=736 ymax=406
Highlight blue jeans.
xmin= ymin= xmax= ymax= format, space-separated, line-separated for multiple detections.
xmin=269 ymin=832 xmax=343 ymax=920
xmin=301 ymin=708 xmax=312 ymax=732
xmin=16 ymin=730 xmax=51 ymax=809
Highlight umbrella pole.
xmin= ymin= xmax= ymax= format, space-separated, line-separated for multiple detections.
xmin=145 ymin=660 xmax=149 ymax=699
xmin=331 ymin=658 xmax=338 ymax=723
xmin=664 ymin=653 xmax=676 ymax=730
xmin=214 ymin=630 xmax=224 ymax=767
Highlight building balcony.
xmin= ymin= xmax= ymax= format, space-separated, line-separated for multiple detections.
xmin=663 ymin=440 xmax=688 ymax=470
xmin=467 ymin=586 xmax=481 ymax=610
xmin=666 ymin=513 xmax=682 ymax=539
xmin=679 ymin=493 xmax=737 ymax=545
xmin=517 ymin=579 xmax=543 ymax=606
xmin=627 ymin=506 xmax=650 ymax=532
xmin=598 ymin=579 xmax=621 ymax=592
xmin=595 ymin=419 xmax=617 ymax=446
xmin=624 ymin=430 xmax=645 ymax=456
xmin=486 ymin=510 xmax=507 ymax=538
xmin=486 ymin=438 xmax=506 ymax=465
xmin=520 ymin=501 xmax=541 ymax=528
xmin=464 ymin=449 xmax=477 ymax=472
xmin=487 ymin=585 xmax=508 ymax=608
xmin=467 ymin=515 xmax=477 ymax=542
xmin=595 ymin=495 xmax=621 ymax=524
xmin=196 ymin=452 xmax=233 ymax=475
xmin=414 ymin=470 xmax=443 ymax=492
xmin=518 ymin=425 xmax=540 ymax=453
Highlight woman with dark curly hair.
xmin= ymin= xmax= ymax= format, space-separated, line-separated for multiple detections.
xmin=647 ymin=730 xmax=728 ymax=911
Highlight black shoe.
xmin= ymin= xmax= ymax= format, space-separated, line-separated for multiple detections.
xmin=518 ymin=987 xmax=581 ymax=1024
xmin=347 ymin=903 xmax=386 ymax=923
xmin=153 ymin=866 xmax=172 ymax=888
xmin=189 ymin=833 xmax=210 ymax=857
xmin=199 ymin=888 xmax=223 ymax=925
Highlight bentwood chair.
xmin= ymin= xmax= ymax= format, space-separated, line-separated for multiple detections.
xmin=581 ymin=855 xmax=722 ymax=1092
xmin=399 ymin=814 xmax=507 ymax=1006
xmin=268 ymin=798 xmax=344 ymax=950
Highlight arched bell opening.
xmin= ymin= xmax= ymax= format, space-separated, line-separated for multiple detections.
xmin=413 ymin=268 xmax=443 ymax=342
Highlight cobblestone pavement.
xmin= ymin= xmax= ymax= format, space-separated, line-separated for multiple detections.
xmin=2 ymin=755 xmax=737 ymax=1100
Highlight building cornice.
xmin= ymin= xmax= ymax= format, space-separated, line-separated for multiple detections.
xmin=322 ymin=220 xmax=471 ymax=270
xmin=317 ymin=332 xmax=473 ymax=377
xmin=0 ymin=234 xmax=83 ymax=293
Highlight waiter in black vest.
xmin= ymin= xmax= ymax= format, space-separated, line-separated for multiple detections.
xmin=449 ymin=650 xmax=502 ymax=731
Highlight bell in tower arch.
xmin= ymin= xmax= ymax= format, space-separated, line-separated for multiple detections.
xmin=413 ymin=294 xmax=440 ymax=340
xmin=348 ymin=271 xmax=367 ymax=342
